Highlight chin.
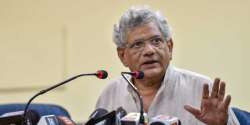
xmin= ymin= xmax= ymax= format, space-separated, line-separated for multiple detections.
xmin=142 ymin=68 xmax=164 ymax=79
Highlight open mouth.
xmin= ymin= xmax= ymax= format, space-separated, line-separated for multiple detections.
xmin=142 ymin=60 xmax=158 ymax=65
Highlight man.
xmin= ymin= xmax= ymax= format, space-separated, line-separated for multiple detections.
xmin=96 ymin=6 xmax=239 ymax=125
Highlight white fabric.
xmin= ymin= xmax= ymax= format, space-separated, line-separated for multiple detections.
xmin=96 ymin=66 xmax=239 ymax=125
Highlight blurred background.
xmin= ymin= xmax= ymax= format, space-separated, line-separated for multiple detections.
xmin=0 ymin=0 xmax=249 ymax=123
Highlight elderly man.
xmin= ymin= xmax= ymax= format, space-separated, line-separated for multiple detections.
xmin=96 ymin=6 xmax=239 ymax=125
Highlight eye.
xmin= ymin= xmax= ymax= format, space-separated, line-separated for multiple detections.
xmin=151 ymin=38 xmax=163 ymax=46
xmin=130 ymin=41 xmax=144 ymax=49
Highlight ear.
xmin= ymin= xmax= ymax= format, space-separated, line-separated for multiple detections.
xmin=117 ymin=48 xmax=129 ymax=67
xmin=167 ymin=38 xmax=174 ymax=60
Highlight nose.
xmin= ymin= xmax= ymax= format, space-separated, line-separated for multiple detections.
xmin=142 ymin=42 xmax=155 ymax=56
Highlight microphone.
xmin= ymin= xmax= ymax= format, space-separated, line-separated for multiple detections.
xmin=0 ymin=110 xmax=40 ymax=125
xmin=104 ymin=107 xmax=127 ymax=125
xmin=86 ymin=107 xmax=127 ymax=125
xmin=115 ymin=107 xmax=127 ymax=125
xmin=120 ymin=112 xmax=141 ymax=125
xmin=85 ymin=108 xmax=116 ymax=125
xmin=121 ymin=71 xmax=144 ymax=79
xmin=57 ymin=116 xmax=76 ymax=125
xmin=23 ymin=70 xmax=108 ymax=125
xmin=85 ymin=108 xmax=108 ymax=125
xmin=25 ymin=110 xmax=40 ymax=125
xmin=36 ymin=115 xmax=75 ymax=125
xmin=89 ymin=108 xmax=108 ymax=119
xmin=37 ymin=115 xmax=66 ymax=125
xmin=96 ymin=70 xmax=108 ymax=79
xmin=121 ymin=71 xmax=145 ymax=125
xmin=149 ymin=115 xmax=181 ymax=125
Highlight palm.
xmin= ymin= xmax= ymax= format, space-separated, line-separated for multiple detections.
xmin=184 ymin=78 xmax=231 ymax=125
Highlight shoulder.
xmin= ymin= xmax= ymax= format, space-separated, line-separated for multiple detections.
xmin=172 ymin=67 xmax=212 ymax=85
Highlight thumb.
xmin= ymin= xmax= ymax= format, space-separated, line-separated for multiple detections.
xmin=184 ymin=105 xmax=201 ymax=117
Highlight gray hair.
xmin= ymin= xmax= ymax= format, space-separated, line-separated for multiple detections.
xmin=113 ymin=6 xmax=172 ymax=48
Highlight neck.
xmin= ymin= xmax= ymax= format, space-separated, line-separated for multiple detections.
xmin=133 ymin=76 xmax=163 ymax=112
xmin=133 ymin=75 xmax=163 ymax=96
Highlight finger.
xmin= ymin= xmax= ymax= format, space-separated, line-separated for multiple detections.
xmin=223 ymin=95 xmax=231 ymax=111
xmin=184 ymin=105 xmax=201 ymax=117
xmin=202 ymin=84 xmax=209 ymax=99
xmin=218 ymin=81 xmax=226 ymax=101
xmin=211 ymin=78 xmax=220 ymax=98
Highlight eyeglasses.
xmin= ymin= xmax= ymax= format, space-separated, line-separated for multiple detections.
xmin=125 ymin=36 xmax=166 ymax=53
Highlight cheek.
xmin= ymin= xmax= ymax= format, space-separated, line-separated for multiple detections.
xmin=159 ymin=49 xmax=171 ymax=62
xmin=127 ymin=54 xmax=141 ymax=68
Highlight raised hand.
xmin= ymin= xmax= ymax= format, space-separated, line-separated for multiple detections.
xmin=184 ymin=78 xmax=231 ymax=125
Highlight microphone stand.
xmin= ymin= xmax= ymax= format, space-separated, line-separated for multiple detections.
xmin=23 ymin=73 xmax=98 ymax=125
xmin=121 ymin=73 xmax=145 ymax=125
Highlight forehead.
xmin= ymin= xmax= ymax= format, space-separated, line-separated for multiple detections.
xmin=126 ymin=22 xmax=162 ymax=43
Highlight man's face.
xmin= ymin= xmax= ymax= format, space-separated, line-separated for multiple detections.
xmin=118 ymin=22 xmax=173 ymax=79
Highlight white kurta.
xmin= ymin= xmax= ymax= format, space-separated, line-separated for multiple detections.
xmin=96 ymin=66 xmax=239 ymax=125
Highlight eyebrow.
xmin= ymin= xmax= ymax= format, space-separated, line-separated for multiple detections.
xmin=133 ymin=35 xmax=161 ymax=43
